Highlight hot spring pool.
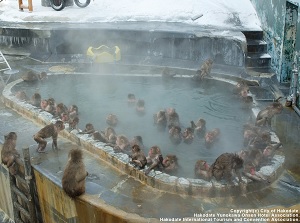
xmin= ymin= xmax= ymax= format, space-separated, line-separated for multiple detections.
xmin=13 ymin=74 xmax=253 ymax=178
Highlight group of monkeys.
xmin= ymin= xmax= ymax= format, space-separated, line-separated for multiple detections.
xmin=1 ymin=64 xmax=285 ymax=198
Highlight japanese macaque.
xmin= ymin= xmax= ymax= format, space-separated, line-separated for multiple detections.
xmin=129 ymin=144 xmax=147 ymax=169
xmin=39 ymin=71 xmax=48 ymax=80
xmin=15 ymin=91 xmax=28 ymax=101
xmin=243 ymin=123 xmax=271 ymax=149
xmin=262 ymin=143 xmax=282 ymax=164
xmin=210 ymin=152 xmax=244 ymax=183
xmin=40 ymin=99 xmax=48 ymax=110
xmin=68 ymin=117 xmax=79 ymax=131
xmin=62 ymin=148 xmax=88 ymax=198
xmin=166 ymin=108 xmax=180 ymax=126
xmin=30 ymin=93 xmax=41 ymax=107
xmin=233 ymin=81 xmax=249 ymax=95
xmin=162 ymin=67 xmax=176 ymax=79
xmin=168 ymin=125 xmax=182 ymax=145
xmin=194 ymin=160 xmax=212 ymax=181
xmin=204 ymin=128 xmax=220 ymax=149
xmin=61 ymin=113 xmax=69 ymax=123
xmin=191 ymin=118 xmax=206 ymax=137
xmin=45 ymin=98 xmax=56 ymax=115
xmin=79 ymin=123 xmax=95 ymax=135
xmin=106 ymin=114 xmax=118 ymax=127
xmin=255 ymin=100 xmax=283 ymax=127
xmin=68 ymin=105 xmax=79 ymax=120
xmin=33 ymin=120 xmax=65 ymax=153
xmin=153 ymin=110 xmax=167 ymax=131
xmin=55 ymin=103 xmax=67 ymax=118
xmin=162 ymin=154 xmax=179 ymax=174
xmin=193 ymin=58 xmax=213 ymax=80
xmin=1 ymin=132 xmax=20 ymax=175
xmin=112 ymin=135 xmax=131 ymax=154
xmin=136 ymin=99 xmax=145 ymax=115
xmin=182 ymin=127 xmax=194 ymax=144
xmin=238 ymin=150 xmax=268 ymax=182
xmin=93 ymin=127 xmax=117 ymax=144
xmin=127 ymin=93 xmax=136 ymax=105
xmin=129 ymin=135 xmax=144 ymax=150
xmin=145 ymin=145 xmax=164 ymax=175
xmin=22 ymin=70 xmax=38 ymax=82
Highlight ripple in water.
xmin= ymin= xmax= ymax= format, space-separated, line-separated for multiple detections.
xmin=14 ymin=75 xmax=252 ymax=178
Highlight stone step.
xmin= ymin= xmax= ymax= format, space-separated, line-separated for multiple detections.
xmin=247 ymin=39 xmax=267 ymax=53
xmin=242 ymin=30 xmax=264 ymax=40
xmin=246 ymin=53 xmax=271 ymax=68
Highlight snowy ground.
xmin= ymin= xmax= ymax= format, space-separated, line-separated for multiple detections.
xmin=0 ymin=0 xmax=261 ymax=30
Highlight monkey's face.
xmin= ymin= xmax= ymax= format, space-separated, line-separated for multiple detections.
xmin=131 ymin=145 xmax=140 ymax=153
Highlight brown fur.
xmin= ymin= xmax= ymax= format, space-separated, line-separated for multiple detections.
xmin=62 ymin=148 xmax=88 ymax=198
xmin=129 ymin=144 xmax=147 ymax=169
xmin=1 ymin=132 xmax=20 ymax=175
xmin=211 ymin=153 xmax=243 ymax=183
xmin=194 ymin=159 xmax=212 ymax=181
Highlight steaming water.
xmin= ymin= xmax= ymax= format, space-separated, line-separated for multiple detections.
xmin=14 ymin=74 xmax=252 ymax=178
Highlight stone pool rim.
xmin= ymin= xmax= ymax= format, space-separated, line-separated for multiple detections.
xmin=1 ymin=73 xmax=285 ymax=197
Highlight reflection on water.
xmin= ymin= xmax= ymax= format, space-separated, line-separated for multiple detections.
xmin=15 ymin=75 xmax=252 ymax=178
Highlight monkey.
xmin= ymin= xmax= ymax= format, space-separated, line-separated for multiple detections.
xmin=193 ymin=58 xmax=213 ymax=80
xmin=162 ymin=154 xmax=179 ymax=174
xmin=238 ymin=150 xmax=268 ymax=182
xmin=22 ymin=70 xmax=38 ymax=82
xmin=165 ymin=107 xmax=180 ymax=127
xmin=30 ymin=93 xmax=41 ymax=107
xmin=129 ymin=135 xmax=145 ymax=150
xmin=106 ymin=114 xmax=118 ymax=127
xmin=129 ymin=144 xmax=147 ymax=169
xmin=136 ymin=99 xmax=145 ymax=115
xmin=194 ymin=160 xmax=212 ymax=181
xmin=261 ymin=143 xmax=282 ymax=165
xmin=191 ymin=118 xmax=206 ymax=137
xmin=93 ymin=127 xmax=117 ymax=144
xmin=68 ymin=105 xmax=79 ymax=120
xmin=210 ymin=152 xmax=244 ymax=183
xmin=68 ymin=117 xmax=79 ymax=132
xmin=233 ymin=81 xmax=249 ymax=95
xmin=33 ymin=120 xmax=65 ymax=153
xmin=153 ymin=110 xmax=167 ymax=131
xmin=15 ymin=91 xmax=28 ymax=101
xmin=182 ymin=127 xmax=194 ymax=144
xmin=78 ymin=123 xmax=95 ymax=135
xmin=161 ymin=67 xmax=176 ymax=79
xmin=55 ymin=103 xmax=68 ymax=118
xmin=168 ymin=125 xmax=182 ymax=145
xmin=61 ymin=112 xmax=69 ymax=123
xmin=145 ymin=145 xmax=164 ymax=175
xmin=255 ymin=100 xmax=283 ymax=127
xmin=62 ymin=148 xmax=88 ymax=198
xmin=204 ymin=128 xmax=220 ymax=149
xmin=111 ymin=135 xmax=131 ymax=154
xmin=40 ymin=99 xmax=48 ymax=111
xmin=45 ymin=98 xmax=56 ymax=115
xmin=1 ymin=132 xmax=20 ymax=175
xmin=39 ymin=71 xmax=48 ymax=80
xmin=247 ymin=130 xmax=271 ymax=151
xmin=127 ymin=93 xmax=136 ymax=105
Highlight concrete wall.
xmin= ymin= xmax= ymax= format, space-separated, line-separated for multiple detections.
xmin=250 ymin=0 xmax=300 ymax=82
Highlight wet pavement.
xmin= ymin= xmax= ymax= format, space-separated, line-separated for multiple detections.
xmin=1 ymin=56 xmax=300 ymax=222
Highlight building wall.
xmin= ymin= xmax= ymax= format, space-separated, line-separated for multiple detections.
xmin=250 ymin=0 xmax=299 ymax=82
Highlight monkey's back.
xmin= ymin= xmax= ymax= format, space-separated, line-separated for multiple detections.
xmin=62 ymin=161 xmax=86 ymax=198
xmin=1 ymin=139 xmax=18 ymax=165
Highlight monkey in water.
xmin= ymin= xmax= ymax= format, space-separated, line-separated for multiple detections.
xmin=129 ymin=144 xmax=147 ymax=170
xmin=1 ymin=132 xmax=20 ymax=175
xmin=33 ymin=120 xmax=65 ymax=153
xmin=62 ymin=148 xmax=88 ymax=198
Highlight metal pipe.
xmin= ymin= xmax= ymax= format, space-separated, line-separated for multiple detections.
xmin=292 ymin=64 xmax=298 ymax=106
xmin=292 ymin=57 xmax=299 ymax=117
